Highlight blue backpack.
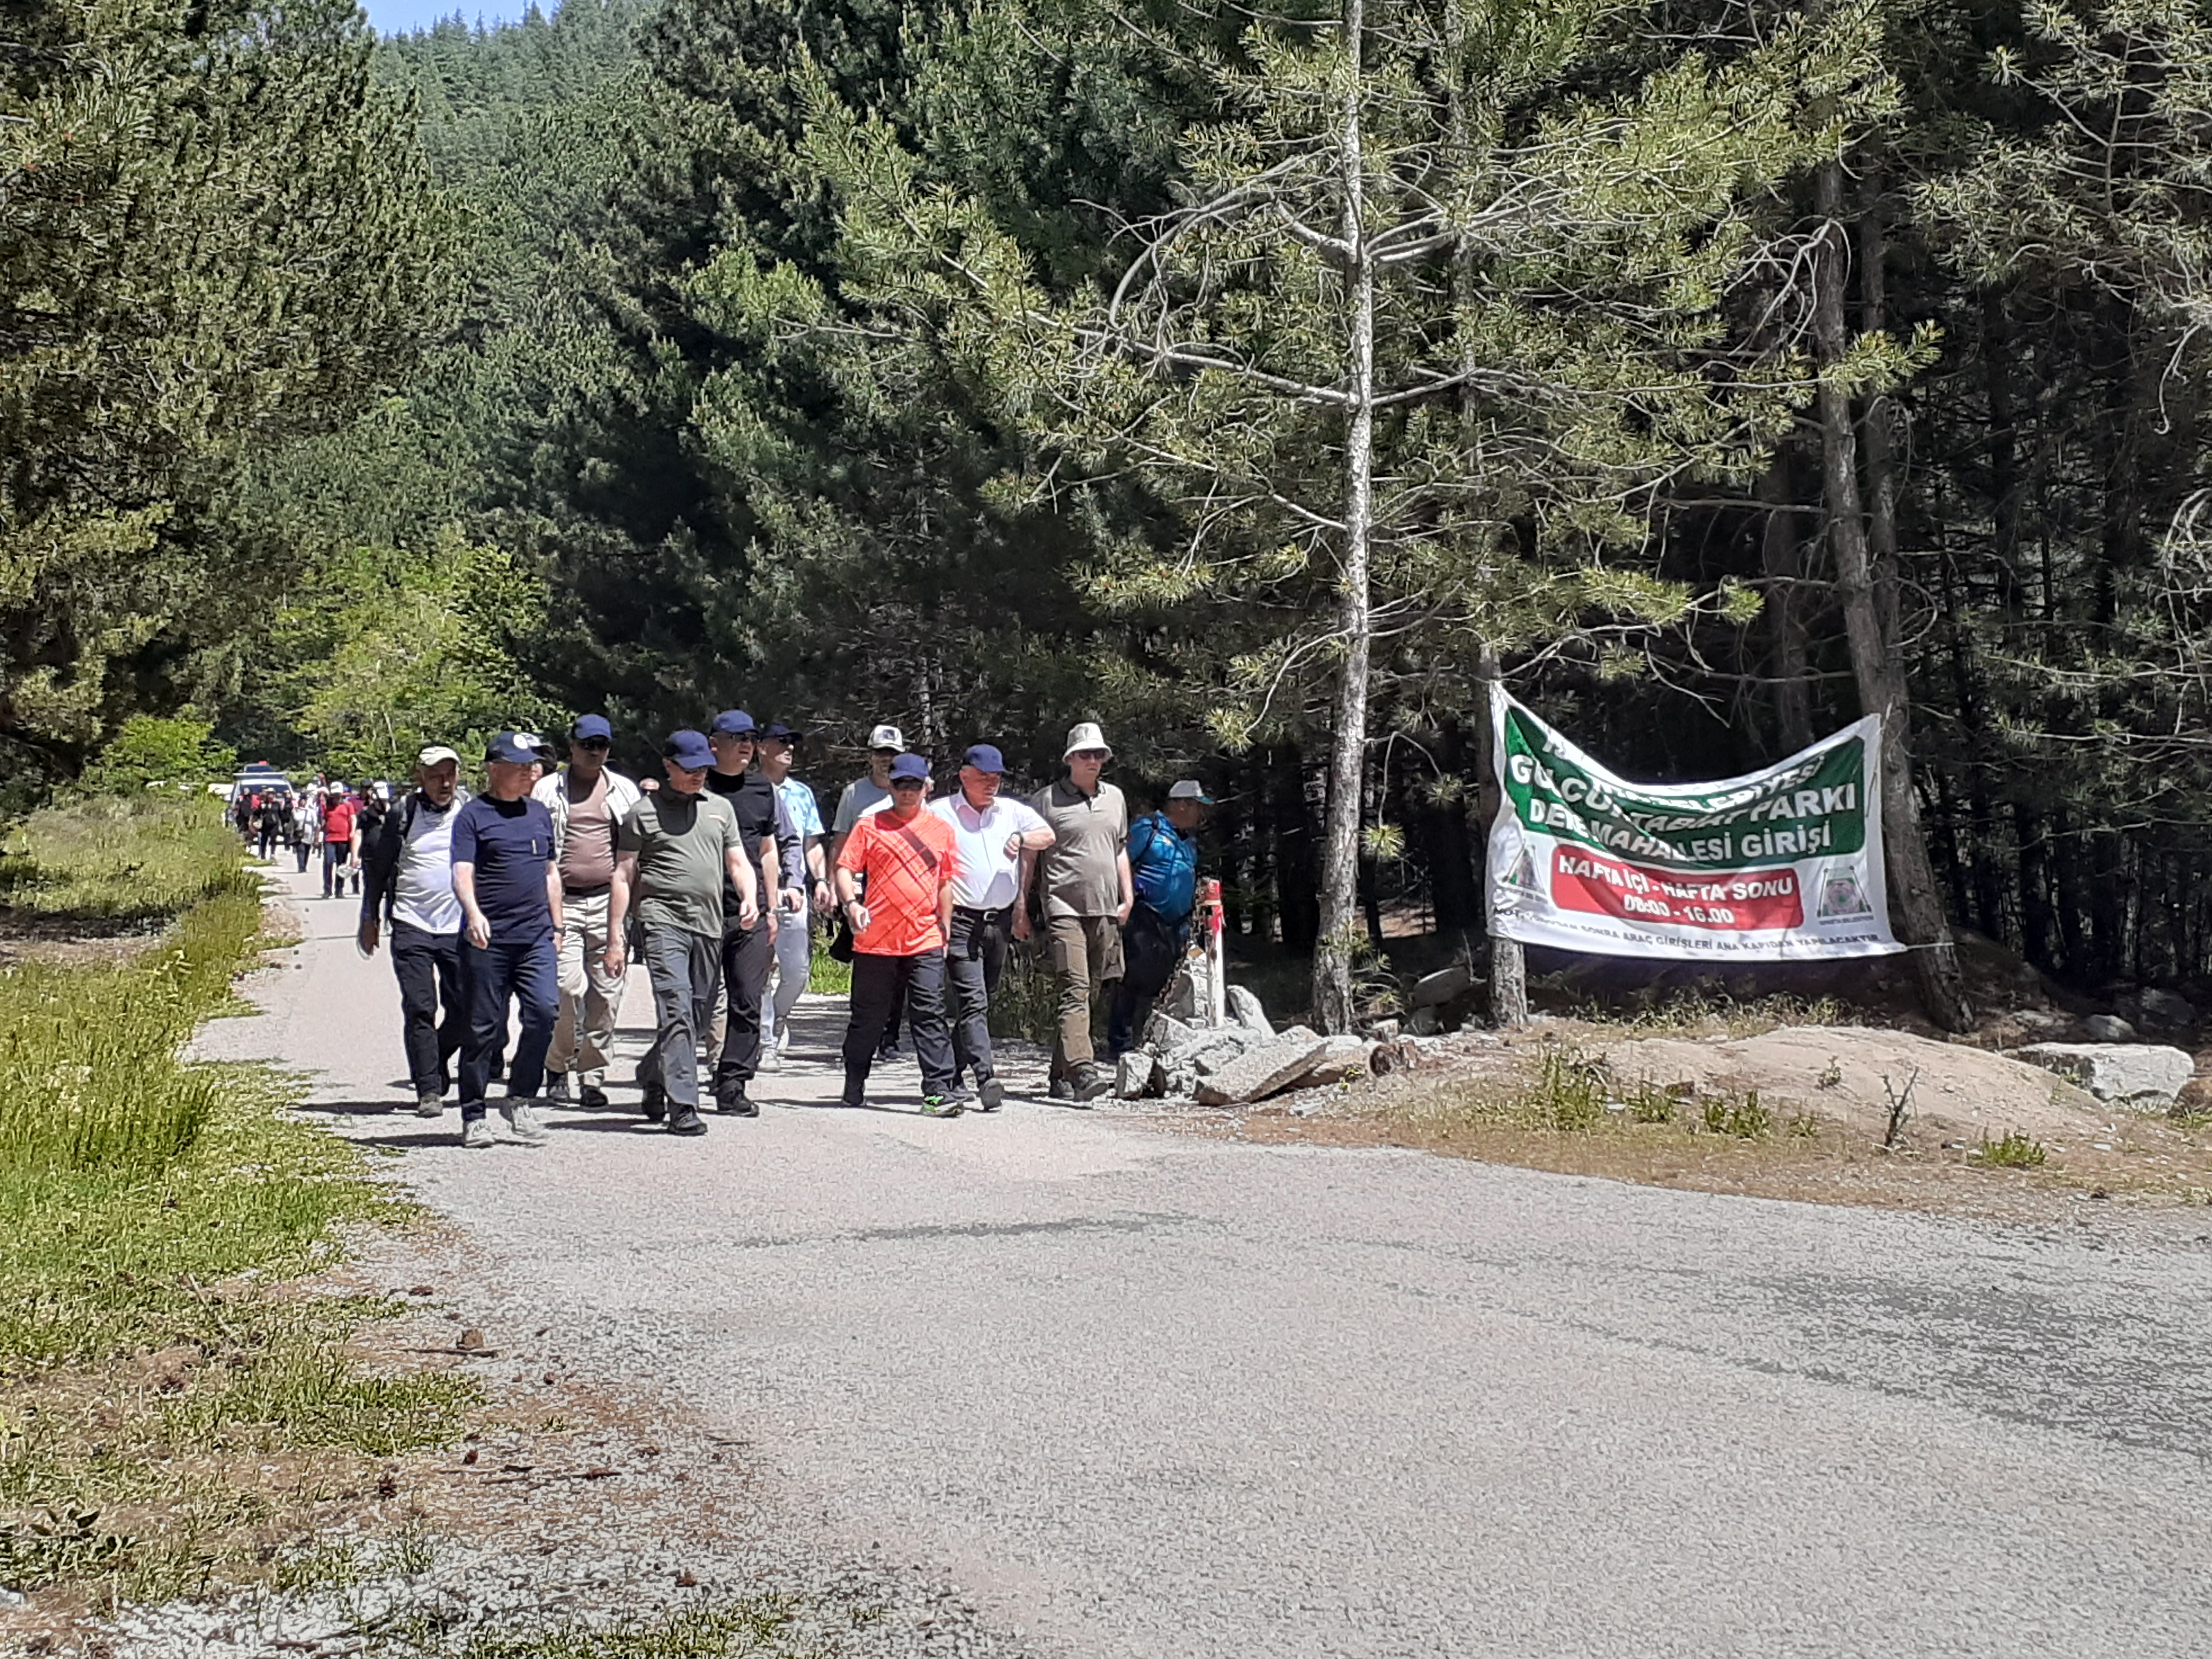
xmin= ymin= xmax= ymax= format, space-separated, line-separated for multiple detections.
xmin=1127 ymin=812 xmax=1199 ymax=922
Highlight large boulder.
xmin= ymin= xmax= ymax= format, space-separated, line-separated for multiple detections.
xmin=2082 ymin=1014 xmax=2139 ymax=1043
xmin=1170 ymin=1027 xmax=1253 ymax=1077
xmin=1410 ymin=965 xmax=1474 ymax=1008
xmin=1197 ymin=1027 xmax=1328 ymax=1105
xmin=1293 ymin=1035 xmax=1374 ymax=1088
xmin=1145 ymin=1012 xmax=1201 ymax=1053
xmin=1227 ymin=984 xmax=1274 ymax=1039
xmin=2017 ymin=1042 xmax=2196 ymax=1108
xmin=1117 ymin=1051 xmax=1160 ymax=1100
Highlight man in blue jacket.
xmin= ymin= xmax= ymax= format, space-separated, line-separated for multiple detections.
xmin=1108 ymin=780 xmax=1210 ymax=1057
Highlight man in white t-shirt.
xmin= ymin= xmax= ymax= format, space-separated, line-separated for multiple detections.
xmin=358 ymin=745 xmax=472 ymax=1118
xmin=928 ymin=744 xmax=1053 ymax=1110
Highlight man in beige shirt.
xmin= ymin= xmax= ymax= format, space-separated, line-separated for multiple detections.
xmin=1029 ymin=722 xmax=1132 ymax=1104
xmin=533 ymin=715 xmax=642 ymax=1108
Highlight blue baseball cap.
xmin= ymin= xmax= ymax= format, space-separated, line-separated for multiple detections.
xmin=888 ymin=752 xmax=930 ymax=783
xmin=486 ymin=731 xmax=543 ymax=765
xmin=663 ymin=729 xmax=714 ymax=769
xmin=962 ymin=744 xmax=1006 ymax=774
xmin=571 ymin=714 xmax=612 ymax=742
xmin=762 ymin=721 xmax=801 ymax=741
xmin=710 ymin=709 xmax=757 ymax=736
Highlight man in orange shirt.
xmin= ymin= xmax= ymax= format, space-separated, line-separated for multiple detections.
xmin=833 ymin=752 xmax=963 ymax=1114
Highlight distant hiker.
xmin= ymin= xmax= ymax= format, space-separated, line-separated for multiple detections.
xmin=835 ymin=753 xmax=963 ymax=1114
xmin=1109 ymin=780 xmax=1211 ymax=1058
xmin=830 ymin=724 xmax=907 ymax=1059
xmin=320 ymin=786 xmax=358 ymax=900
xmin=256 ymin=795 xmax=286 ymax=861
xmin=929 ymin=744 xmax=1052 ymax=1111
xmin=355 ymin=789 xmax=389 ymax=885
xmin=450 ymin=733 xmax=562 ymax=1149
xmin=358 ymin=745 xmax=472 ymax=1117
xmin=532 ymin=715 xmax=641 ymax=1110
xmin=759 ymin=721 xmax=828 ymax=1067
xmin=292 ymin=791 xmax=317 ymax=872
xmin=703 ymin=710 xmax=782 ymax=1115
xmin=604 ymin=729 xmax=754 ymax=1138
xmin=1029 ymin=722 xmax=1131 ymax=1104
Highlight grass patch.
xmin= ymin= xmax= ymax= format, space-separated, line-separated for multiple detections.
xmin=1392 ymin=1041 xmax=1803 ymax=1150
xmin=0 ymin=794 xmax=255 ymax=923
xmin=806 ymin=932 xmax=851 ymax=996
xmin=0 ymin=797 xmax=476 ymax=1609
xmin=1598 ymin=989 xmax=1849 ymax=1038
xmin=1974 ymin=1130 xmax=2049 ymax=1169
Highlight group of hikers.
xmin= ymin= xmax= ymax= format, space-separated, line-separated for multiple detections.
xmin=339 ymin=716 xmax=1210 ymax=1145
xmin=235 ymin=778 xmax=389 ymax=898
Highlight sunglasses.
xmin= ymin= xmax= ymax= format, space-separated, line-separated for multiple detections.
xmin=890 ymin=778 xmax=926 ymax=790
xmin=1072 ymin=749 xmax=1109 ymax=761
xmin=574 ymin=737 xmax=610 ymax=750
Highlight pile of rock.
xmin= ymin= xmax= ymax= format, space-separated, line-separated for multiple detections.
xmin=1115 ymin=975 xmax=1403 ymax=1107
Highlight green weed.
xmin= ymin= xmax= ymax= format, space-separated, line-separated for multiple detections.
xmin=1699 ymin=1088 xmax=1772 ymax=1140
xmin=0 ymin=794 xmax=253 ymax=922
xmin=1532 ymin=1046 xmax=1609 ymax=1132
xmin=1621 ymin=1076 xmax=1686 ymax=1124
xmin=1974 ymin=1131 xmax=2048 ymax=1169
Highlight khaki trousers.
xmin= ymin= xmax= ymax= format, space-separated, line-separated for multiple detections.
xmin=548 ymin=890 xmax=625 ymax=1085
xmin=1047 ymin=913 xmax=1124 ymax=1078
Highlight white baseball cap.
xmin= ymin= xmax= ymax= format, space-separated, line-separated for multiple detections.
xmin=418 ymin=744 xmax=460 ymax=767
xmin=868 ymin=723 xmax=907 ymax=751
xmin=1064 ymin=721 xmax=1112 ymax=760
xmin=1168 ymin=779 xmax=1212 ymax=803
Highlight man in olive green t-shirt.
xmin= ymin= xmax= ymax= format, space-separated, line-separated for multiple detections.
xmin=1029 ymin=722 xmax=1132 ymax=1104
xmin=605 ymin=730 xmax=755 ymax=1137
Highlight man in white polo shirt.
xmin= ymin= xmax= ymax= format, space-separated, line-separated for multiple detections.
xmin=357 ymin=744 xmax=472 ymax=1117
xmin=929 ymin=743 xmax=1053 ymax=1110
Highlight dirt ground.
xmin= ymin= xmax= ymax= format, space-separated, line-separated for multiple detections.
xmin=1134 ymin=1020 xmax=2212 ymax=1238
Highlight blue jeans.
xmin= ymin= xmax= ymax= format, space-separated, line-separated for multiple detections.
xmin=459 ymin=933 xmax=557 ymax=1120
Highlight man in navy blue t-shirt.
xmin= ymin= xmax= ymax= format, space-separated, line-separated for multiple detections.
xmin=451 ymin=731 xmax=563 ymax=1148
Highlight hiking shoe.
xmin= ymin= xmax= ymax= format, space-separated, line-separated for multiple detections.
xmin=920 ymin=1094 xmax=966 ymax=1118
xmin=841 ymin=1074 xmax=866 ymax=1109
xmin=461 ymin=1117 xmax=496 ymax=1149
xmin=758 ymin=1041 xmax=782 ymax=1073
xmin=415 ymin=1090 xmax=444 ymax=1119
xmin=666 ymin=1104 xmax=708 ymax=1137
xmin=543 ymin=1071 xmax=572 ymax=1104
xmin=716 ymin=1088 xmax=758 ymax=1117
xmin=579 ymin=1083 xmax=610 ymax=1111
xmin=977 ymin=1076 xmax=1005 ymax=1112
xmin=1048 ymin=1078 xmax=1076 ymax=1103
xmin=1073 ymin=1063 xmax=1115 ymax=1104
xmin=639 ymin=1081 xmax=667 ymax=1122
xmin=502 ymin=1100 xmax=549 ymax=1146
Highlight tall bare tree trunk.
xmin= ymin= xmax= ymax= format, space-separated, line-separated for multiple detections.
xmin=1758 ymin=450 xmax=1815 ymax=754
xmin=1313 ymin=0 xmax=1373 ymax=1035
xmin=1813 ymin=161 xmax=1971 ymax=1032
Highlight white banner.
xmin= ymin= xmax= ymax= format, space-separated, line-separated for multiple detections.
xmin=1488 ymin=696 xmax=1903 ymax=960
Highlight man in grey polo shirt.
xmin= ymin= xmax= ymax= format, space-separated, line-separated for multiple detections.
xmin=930 ymin=743 xmax=1053 ymax=1110
xmin=1029 ymin=722 xmax=1132 ymax=1104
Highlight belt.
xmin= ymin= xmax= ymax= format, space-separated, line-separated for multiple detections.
xmin=562 ymin=882 xmax=611 ymax=899
xmin=954 ymin=904 xmax=1013 ymax=921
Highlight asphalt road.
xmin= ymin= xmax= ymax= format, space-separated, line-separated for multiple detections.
xmin=211 ymin=865 xmax=2212 ymax=1657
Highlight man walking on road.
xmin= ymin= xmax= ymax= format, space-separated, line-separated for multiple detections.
xmin=1030 ymin=723 xmax=1132 ymax=1104
xmin=451 ymin=732 xmax=562 ymax=1149
xmin=835 ymin=753 xmax=963 ymax=1114
xmin=930 ymin=744 xmax=1052 ymax=1111
xmin=358 ymin=745 xmax=471 ymax=1117
xmin=704 ymin=710 xmax=782 ymax=1116
xmin=533 ymin=715 xmax=641 ymax=1110
xmin=760 ymin=722 xmax=828 ymax=1066
xmin=1109 ymin=780 xmax=1210 ymax=1058
xmin=320 ymin=786 xmax=358 ymax=900
xmin=606 ymin=729 xmax=754 ymax=1138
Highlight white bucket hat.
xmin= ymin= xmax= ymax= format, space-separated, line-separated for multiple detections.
xmin=1064 ymin=722 xmax=1112 ymax=760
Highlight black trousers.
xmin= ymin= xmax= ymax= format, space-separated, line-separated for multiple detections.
xmin=1109 ymin=903 xmax=1189 ymax=1056
xmin=391 ymin=922 xmax=467 ymax=1097
xmin=714 ymin=916 xmax=774 ymax=1100
xmin=842 ymin=950 xmax=956 ymax=1095
xmin=946 ymin=906 xmax=1011 ymax=1083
